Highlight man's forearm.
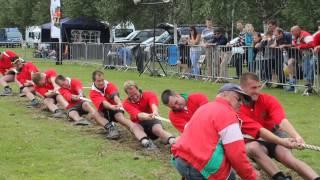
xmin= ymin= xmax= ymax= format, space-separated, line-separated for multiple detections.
xmin=113 ymin=95 xmax=122 ymax=106
xmin=259 ymin=128 xmax=285 ymax=145
xmin=137 ymin=113 xmax=152 ymax=121
xmin=102 ymin=101 xmax=114 ymax=110
xmin=279 ymin=119 xmax=301 ymax=138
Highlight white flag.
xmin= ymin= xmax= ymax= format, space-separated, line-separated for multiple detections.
xmin=50 ymin=0 xmax=62 ymax=39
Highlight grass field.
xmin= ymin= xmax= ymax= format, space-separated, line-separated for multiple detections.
xmin=0 ymin=50 xmax=319 ymax=179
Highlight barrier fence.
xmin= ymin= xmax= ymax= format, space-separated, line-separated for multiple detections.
xmin=12 ymin=42 xmax=320 ymax=95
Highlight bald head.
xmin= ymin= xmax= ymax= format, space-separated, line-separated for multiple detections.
xmin=290 ymin=25 xmax=301 ymax=37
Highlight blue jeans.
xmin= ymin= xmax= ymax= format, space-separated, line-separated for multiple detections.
xmin=173 ymin=157 xmax=236 ymax=180
xmin=118 ymin=47 xmax=132 ymax=65
xmin=302 ymin=53 xmax=314 ymax=83
xmin=190 ymin=49 xmax=200 ymax=75
xmin=174 ymin=157 xmax=205 ymax=180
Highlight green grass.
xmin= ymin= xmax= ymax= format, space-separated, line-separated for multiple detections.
xmin=0 ymin=54 xmax=319 ymax=179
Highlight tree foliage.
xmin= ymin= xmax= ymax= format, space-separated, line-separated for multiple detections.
xmin=0 ymin=0 xmax=318 ymax=33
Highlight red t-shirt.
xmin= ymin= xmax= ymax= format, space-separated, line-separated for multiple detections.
xmin=171 ymin=98 xmax=256 ymax=180
xmin=292 ymin=30 xmax=314 ymax=49
xmin=16 ymin=62 xmax=39 ymax=85
xmin=58 ymin=78 xmax=83 ymax=109
xmin=0 ymin=50 xmax=17 ymax=75
xmin=313 ymin=31 xmax=320 ymax=47
xmin=34 ymin=69 xmax=57 ymax=97
xmin=89 ymin=81 xmax=119 ymax=110
xmin=123 ymin=91 xmax=159 ymax=123
xmin=239 ymin=93 xmax=286 ymax=132
xmin=169 ymin=93 xmax=208 ymax=133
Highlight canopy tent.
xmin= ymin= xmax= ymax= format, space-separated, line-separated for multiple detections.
xmin=41 ymin=16 xmax=109 ymax=43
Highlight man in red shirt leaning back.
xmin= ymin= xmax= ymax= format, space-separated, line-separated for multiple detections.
xmin=161 ymin=89 xmax=208 ymax=133
xmin=240 ymin=72 xmax=319 ymax=180
xmin=55 ymin=74 xmax=120 ymax=139
xmin=123 ymin=80 xmax=176 ymax=149
xmin=32 ymin=69 xmax=68 ymax=118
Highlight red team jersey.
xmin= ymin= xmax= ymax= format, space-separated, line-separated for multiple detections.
xmin=172 ymin=98 xmax=256 ymax=180
xmin=34 ymin=69 xmax=57 ymax=97
xmin=89 ymin=81 xmax=119 ymax=110
xmin=16 ymin=62 xmax=39 ymax=85
xmin=0 ymin=50 xmax=17 ymax=75
xmin=240 ymin=93 xmax=286 ymax=132
xmin=169 ymin=93 xmax=208 ymax=133
xmin=58 ymin=78 xmax=83 ymax=109
xmin=123 ymin=91 xmax=159 ymax=123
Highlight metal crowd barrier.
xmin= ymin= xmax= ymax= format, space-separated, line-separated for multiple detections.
xmin=12 ymin=42 xmax=320 ymax=95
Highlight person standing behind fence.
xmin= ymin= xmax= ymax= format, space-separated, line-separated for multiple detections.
xmin=314 ymin=27 xmax=320 ymax=52
xmin=272 ymin=28 xmax=295 ymax=91
xmin=201 ymin=18 xmax=215 ymax=79
xmin=228 ymin=20 xmax=246 ymax=78
xmin=266 ymin=20 xmax=287 ymax=88
xmin=256 ymin=31 xmax=275 ymax=82
xmin=188 ymin=26 xmax=201 ymax=77
xmin=211 ymin=28 xmax=228 ymax=83
xmin=291 ymin=26 xmax=314 ymax=91
xmin=244 ymin=24 xmax=255 ymax=72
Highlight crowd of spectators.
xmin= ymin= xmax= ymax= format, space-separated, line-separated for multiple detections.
xmin=177 ymin=18 xmax=320 ymax=93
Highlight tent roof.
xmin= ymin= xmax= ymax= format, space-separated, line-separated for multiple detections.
xmin=62 ymin=16 xmax=105 ymax=30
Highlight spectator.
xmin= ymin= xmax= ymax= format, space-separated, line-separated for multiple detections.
xmin=244 ymin=24 xmax=255 ymax=72
xmin=201 ymin=17 xmax=215 ymax=79
xmin=252 ymin=33 xmax=264 ymax=78
xmin=272 ymin=27 xmax=295 ymax=91
xmin=267 ymin=19 xmax=278 ymax=34
xmin=171 ymin=83 xmax=258 ymax=180
xmin=291 ymin=25 xmax=314 ymax=90
xmin=313 ymin=25 xmax=320 ymax=53
xmin=253 ymin=32 xmax=263 ymax=60
xmin=266 ymin=19 xmax=289 ymax=88
xmin=211 ymin=27 xmax=229 ymax=83
xmin=161 ymin=89 xmax=208 ymax=133
xmin=228 ymin=20 xmax=246 ymax=78
xmin=188 ymin=26 xmax=201 ymax=76
xmin=256 ymin=31 xmax=275 ymax=82
xmin=178 ymin=38 xmax=191 ymax=79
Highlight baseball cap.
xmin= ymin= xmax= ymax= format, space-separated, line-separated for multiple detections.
xmin=12 ymin=56 xmax=25 ymax=64
xmin=218 ymin=83 xmax=251 ymax=104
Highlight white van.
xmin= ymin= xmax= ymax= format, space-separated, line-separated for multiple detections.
xmin=25 ymin=26 xmax=41 ymax=48
xmin=111 ymin=22 xmax=135 ymax=42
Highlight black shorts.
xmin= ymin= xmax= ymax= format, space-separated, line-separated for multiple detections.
xmin=101 ymin=109 xmax=124 ymax=122
xmin=6 ymin=70 xmax=16 ymax=76
xmin=258 ymin=130 xmax=288 ymax=159
xmin=138 ymin=119 xmax=162 ymax=140
xmin=44 ymin=94 xmax=58 ymax=104
xmin=67 ymin=101 xmax=88 ymax=117
xmin=258 ymin=141 xmax=278 ymax=158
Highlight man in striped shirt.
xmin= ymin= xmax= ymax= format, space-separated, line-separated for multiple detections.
xmin=228 ymin=20 xmax=246 ymax=78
